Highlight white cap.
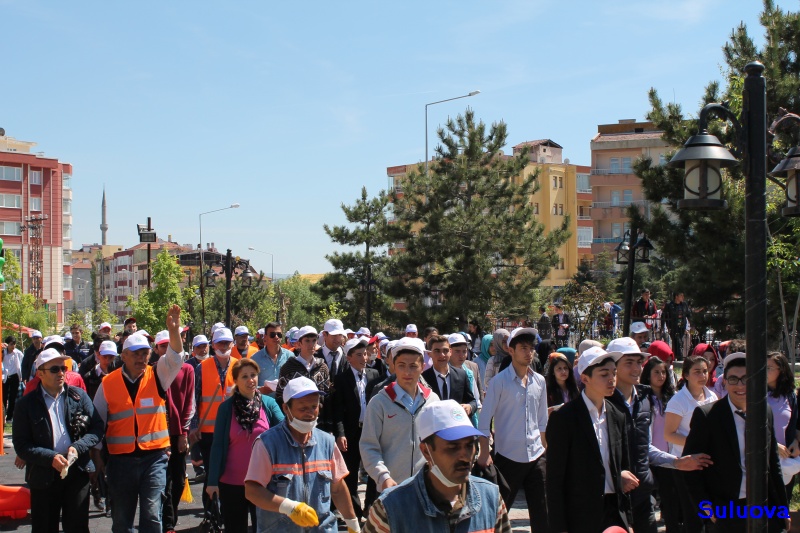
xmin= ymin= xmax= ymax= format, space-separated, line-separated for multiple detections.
xmin=43 ymin=335 xmax=65 ymax=349
xmin=356 ymin=327 xmax=371 ymax=337
xmin=34 ymin=348 xmax=68 ymax=370
xmin=393 ymin=337 xmax=426 ymax=356
xmin=323 ymin=319 xmax=346 ymax=336
xmin=137 ymin=330 xmax=153 ymax=341
xmin=283 ymin=376 xmax=326 ymax=401
xmin=630 ymin=322 xmax=649 ymax=335
xmin=416 ymin=399 xmax=485 ymax=441
xmin=287 ymin=326 xmax=299 ymax=335
xmin=99 ymin=341 xmax=118 ymax=356
xmin=257 ymin=328 xmax=265 ymax=336
xmin=506 ymin=327 xmax=538 ymax=346
xmin=154 ymin=330 xmax=170 ymax=345
xmin=234 ymin=326 xmax=250 ymax=337
xmin=578 ymin=339 xmax=603 ymax=354
xmin=343 ymin=337 xmax=368 ymax=356
xmin=210 ymin=322 xmax=226 ymax=338
xmin=379 ymin=338 xmax=390 ymax=351
xmin=296 ymin=325 xmax=318 ymax=340
xmin=31 ymin=330 xmax=43 ymax=339
xmin=192 ymin=335 xmax=209 ymax=347
xmin=375 ymin=332 xmax=387 ymax=341
xmin=723 ymin=352 xmax=746 ymax=370
xmin=212 ymin=328 xmax=234 ymax=343
xmin=99 ymin=322 xmax=112 ymax=332
xmin=577 ymin=346 xmax=623 ymax=375
xmin=64 ymin=332 xmax=73 ymax=340
xmin=344 ymin=329 xmax=354 ymax=336
xmin=405 ymin=324 xmax=418 ymax=333
xmin=123 ymin=333 xmax=151 ymax=352
xmin=447 ymin=333 xmax=468 ymax=346
xmin=606 ymin=337 xmax=647 ymax=358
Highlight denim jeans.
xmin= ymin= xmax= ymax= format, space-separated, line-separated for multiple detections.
xmin=106 ymin=450 xmax=168 ymax=533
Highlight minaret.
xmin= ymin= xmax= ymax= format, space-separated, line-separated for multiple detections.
xmin=100 ymin=187 xmax=108 ymax=245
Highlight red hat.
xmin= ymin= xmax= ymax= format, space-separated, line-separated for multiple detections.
xmin=647 ymin=340 xmax=674 ymax=366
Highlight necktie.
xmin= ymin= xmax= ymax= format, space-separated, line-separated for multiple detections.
xmin=330 ymin=354 xmax=337 ymax=376
xmin=440 ymin=375 xmax=448 ymax=400
xmin=357 ymin=372 xmax=363 ymax=381
xmin=735 ymin=409 xmax=746 ymax=420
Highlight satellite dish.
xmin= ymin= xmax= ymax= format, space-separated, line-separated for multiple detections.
xmin=0 ymin=128 xmax=5 ymax=136
xmin=564 ymin=158 xmax=570 ymax=164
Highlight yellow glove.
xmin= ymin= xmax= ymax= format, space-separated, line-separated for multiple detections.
xmin=279 ymin=499 xmax=319 ymax=527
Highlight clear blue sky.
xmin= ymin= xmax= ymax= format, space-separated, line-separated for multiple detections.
xmin=2 ymin=0 xmax=763 ymax=275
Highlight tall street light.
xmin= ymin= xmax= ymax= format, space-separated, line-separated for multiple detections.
xmin=668 ymin=62 xmax=800 ymax=532
xmin=425 ymin=91 xmax=480 ymax=176
xmin=614 ymin=227 xmax=653 ymax=336
xmin=248 ymin=247 xmax=274 ymax=282
xmin=198 ymin=203 xmax=239 ymax=334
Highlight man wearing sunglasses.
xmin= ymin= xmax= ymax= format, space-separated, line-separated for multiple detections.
xmin=13 ymin=347 xmax=104 ymax=532
xmin=252 ymin=322 xmax=292 ymax=397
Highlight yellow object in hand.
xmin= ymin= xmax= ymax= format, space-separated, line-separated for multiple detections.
xmin=289 ymin=502 xmax=319 ymax=527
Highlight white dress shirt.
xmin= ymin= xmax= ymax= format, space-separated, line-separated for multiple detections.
xmin=323 ymin=346 xmax=342 ymax=374
xmin=42 ymin=387 xmax=72 ymax=455
xmin=351 ymin=366 xmax=367 ymax=422
xmin=728 ymin=397 xmax=747 ymax=499
xmin=582 ymin=391 xmax=615 ymax=494
xmin=435 ymin=368 xmax=451 ymax=400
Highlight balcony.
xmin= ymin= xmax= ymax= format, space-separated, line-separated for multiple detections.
xmin=577 ymin=215 xmax=592 ymax=220
xmin=577 ymin=188 xmax=592 ymax=194
xmin=590 ymin=168 xmax=632 ymax=175
xmin=591 ymin=200 xmax=648 ymax=208
xmin=592 ymin=237 xmax=624 ymax=244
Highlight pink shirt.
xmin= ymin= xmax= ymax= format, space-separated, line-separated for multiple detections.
xmin=245 ymin=432 xmax=348 ymax=487
xmin=220 ymin=409 xmax=269 ymax=485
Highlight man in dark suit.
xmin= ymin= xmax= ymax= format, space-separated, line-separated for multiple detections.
xmin=315 ymin=318 xmax=348 ymax=380
xmin=683 ymin=352 xmax=790 ymax=533
xmin=332 ymin=337 xmax=380 ymax=519
xmin=551 ymin=304 xmax=571 ymax=347
xmin=547 ymin=346 xmax=639 ymax=533
xmin=422 ymin=335 xmax=477 ymax=416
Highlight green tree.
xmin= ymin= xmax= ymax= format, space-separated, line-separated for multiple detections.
xmin=1 ymin=253 xmax=53 ymax=340
xmin=276 ymin=273 xmax=329 ymax=328
xmin=387 ymin=109 xmax=571 ymax=331
xmin=93 ymin=298 xmax=116 ymax=330
xmin=201 ymin=273 xmax=278 ymax=332
xmin=559 ymin=280 xmax=607 ymax=342
xmin=315 ymin=187 xmax=396 ymax=329
xmin=127 ymin=249 xmax=185 ymax=334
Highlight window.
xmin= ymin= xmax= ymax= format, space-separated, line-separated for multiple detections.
xmin=533 ymin=203 xmax=539 ymax=215
xmin=30 ymin=170 xmax=42 ymax=185
xmin=658 ymin=153 xmax=667 ymax=166
xmin=577 ymin=174 xmax=590 ymax=191
xmin=611 ymin=223 xmax=622 ymax=239
xmin=559 ymin=259 xmax=565 ymax=270
xmin=624 ymin=222 xmax=631 ymax=234
xmin=30 ymin=197 xmax=42 ymax=211
xmin=552 ymin=204 xmax=558 ymax=215
xmin=63 ymin=274 xmax=73 ymax=291
xmin=622 ymin=158 xmax=632 ymax=173
xmin=558 ymin=204 xmax=564 ymax=215
xmin=623 ymin=189 xmax=633 ymax=203
xmin=610 ymin=158 xmax=620 ymax=173
xmin=63 ymin=174 xmax=72 ymax=190
xmin=0 ymin=222 xmax=21 ymax=236
xmin=393 ymin=176 xmax=403 ymax=193
xmin=0 ymin=166 xmax=21 ymax=181
xmin=9 ymin=249 xmax=21 ymax=262
xmin=553 ymin=177 xmax=558 ymax=189
xmin=63 ymin=250 xmax=72 ymax=265
xmin=611 ymin=191 xmax=620 ymax=206
xmin=63 ymin=198 xmax=71 ymax=214
xmin=0 ymin=194 xmax=21 ymax=208
xmin=578 ymin=227 xmax=593 ymax=247
xmin=63 ymin=224 xmax=72 ymax=240
xmin=558 ymin=176 xmax=563 ymax=188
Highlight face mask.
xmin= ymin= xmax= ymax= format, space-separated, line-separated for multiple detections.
xmin=425 ymin=444 xmax=460 ymax=488
xmin=217 ymin=348 xmax=232 ymax=358
xmin=288 ymin=412 xmax=317 ymax=434
xmin=369 ymin=351 xmax=378 ymax=363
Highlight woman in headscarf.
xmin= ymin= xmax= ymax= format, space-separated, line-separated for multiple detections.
xmin=475 ymin=333 xmax=493 ymax=383
xmin=483 ymin=329 xmax=510 ymax=391
xmin=691 ymin=342 xmax=720 ymax=388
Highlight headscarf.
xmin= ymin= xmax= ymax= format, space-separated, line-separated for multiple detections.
xmin=232 ymin=389 xmax=263 ymax=433
xmin=692 ymin=343 xmax=720 ymax=386
xmin=557 ymin=347 xmax=577 ymax=365
xmin=479 ymin=334 xmax=493 ymax=363
xmin=491 ymin=329 xmax=510 ymax=361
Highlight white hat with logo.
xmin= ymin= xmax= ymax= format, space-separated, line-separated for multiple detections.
xmin=577 ymin=346 xmax=623 ymax=375
xmin=323 ymin=319 xmax=346 ymax=336
xmin=417 ymin=399 xmax=485 ymax=441
xmin=123 ymin=333 xmax=151 ymax=352
xmin=283 ymin=376 xmax=327 ymax=401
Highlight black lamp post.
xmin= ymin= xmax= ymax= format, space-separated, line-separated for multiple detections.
xmin=615 ymin=228 xmax=653 ymax=336
xmin=209 ymin=250 xmax=253 ymax=327
xmin=667 ymin=62 xmax=800 ymax=532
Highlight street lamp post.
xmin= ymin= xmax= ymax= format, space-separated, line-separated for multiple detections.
xmin=614 ymin=228 xmax=653 ymax=336
xmin=666 ymin=62 xmax=800 ymax=532
xmin=425 ymin=91 xmax=480 ymax=176
xmin=248 ymin=247 xmax=274 ymax=282
xmin=205 ymin=250 xmax=253 ymax=327
xmin=198 ymin=203 xmax=239 ymax=334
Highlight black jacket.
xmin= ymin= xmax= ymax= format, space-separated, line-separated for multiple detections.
xmin=20 ymin=344 xmax=42 ymax=382
xmin=64 ymin=339 xmax=91 ymax=364
xmin=421 ymin=365 xmax=478 ymax=415
xmin=551 ymin=313 xmax=571 ymax=339
xmin=12 ymin=383 xmax=104 ymax=489
xmin=314 ymin=346 xmax=348 ymax=379
xmin=332 ymin=367 xmax=381 ymax=439
xmin=546 ymin=396 xmax=631 ymax=533
xmin=608 ymin=385 xmax=657 ymax=505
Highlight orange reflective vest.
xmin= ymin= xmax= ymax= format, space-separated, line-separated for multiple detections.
xmin=103 ymin=366 xmax=169 ymax=454
xmin=199 ymin=357 xmax=234 ymax=433
xmin=232 ymin=344 xmax=258 ymax=359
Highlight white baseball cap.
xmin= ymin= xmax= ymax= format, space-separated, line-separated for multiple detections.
xmin=296 ymin=325 xmax=318 ymax=340
xmin=417 ymin=400 xmax=485 ymax=441
xmin=99 ymin=341 xmax=118 ymax=356
xmin=577 ymin=346 xmax=623 ymax=375
xmin=123 ymin=333 xmax=151 ymax=352
xmin=393 ymin=337 xmax=426 ymax=356
xmin=283 ymin=376 xmax=327 ymax=401
xmin=98 ymin=322 xmax=112 ymax=332
xmin=723 ymin=352 xmax=746 ymax=370
xmin=356 ymin=327 xmax=371 ymax=337
xmin=210 ymin=322 xmax=226 ymax=338
xmin=344 ymin=328 xmax=354 ymax=336
xmin=323 ymin=319 xmax=346 ymax=336
xmin=344 ymin=337 xmax=368 ymax=356
xmin=212 ymin=328 xmax=234 ymax=343
xmin=234 ymin=326 xmax=249 ymax=337
xmin=606 ymin=337 xmax=647 ymax=358
xmin=137 ymin=330 xmax=154 ymax=341
xmin=630 ymin=322 xmax=649 ymax=335
xmin=447 ymin=333 xmax=468 ymax=346
xmin=64 ymin=332 xmax=73 ymax=340
xmin=578 ymin=339 xmax=603 ymax=354
xmin=154 ymin=330 xmax=170 ymax=346
xmin=506 ymin=327 xmax=538 ymax=346
xmin=405 ymin=324 xmax=418 ymax=333
xmin=34 ymin=348 xmax=68 ymax=370
xmin=31 ymin=330 xmax=43 ymax=339
xmin=257 ymin=328 xmax=265 ymax=336
xmin=192 ymin=334 xmax=209 ymax=347
xmin=43 ymin=335 xmax=65 ymax=349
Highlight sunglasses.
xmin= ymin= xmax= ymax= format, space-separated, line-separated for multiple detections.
xmin=268 ymin=332 xmax=283 ymax=339
xmin=45 ymin=366 xmax=68 ymax=374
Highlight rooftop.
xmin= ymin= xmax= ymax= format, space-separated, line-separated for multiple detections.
xmin=592 ymin=131 xmax=665 ymax=143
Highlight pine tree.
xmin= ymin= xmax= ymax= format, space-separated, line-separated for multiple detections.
xmin=387 ymin=108 xmax=570 ymax=331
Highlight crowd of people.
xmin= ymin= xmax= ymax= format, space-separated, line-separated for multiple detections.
xmin=2 ymin=303 xmax=798 ymax=533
